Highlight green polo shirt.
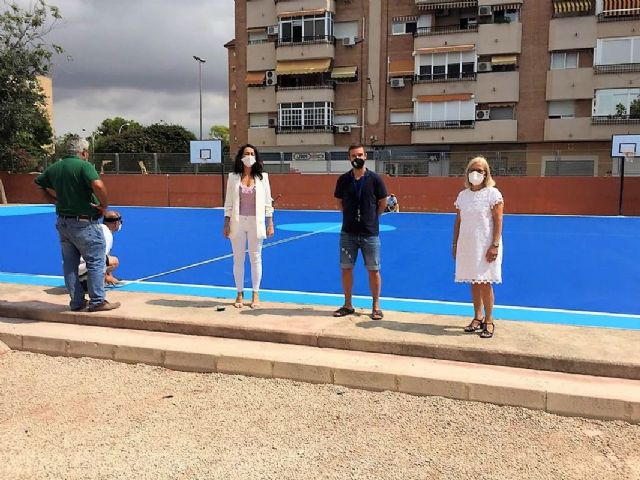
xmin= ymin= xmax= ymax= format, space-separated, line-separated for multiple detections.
xmin=34 ymin=156 xmax=101 ymax=217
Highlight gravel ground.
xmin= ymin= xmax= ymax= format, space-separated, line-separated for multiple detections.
xmin=1 ymin=352 xmax=639 ymax=480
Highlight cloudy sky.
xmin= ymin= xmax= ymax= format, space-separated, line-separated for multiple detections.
xmin=25 ymin=0 xmax=236 ymax=137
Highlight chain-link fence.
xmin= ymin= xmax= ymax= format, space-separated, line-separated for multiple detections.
xmin=26 ymin=149 xmax=640 ymax=178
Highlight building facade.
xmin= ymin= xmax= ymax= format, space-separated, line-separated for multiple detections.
xmin=226 ymin=0 xmax=640 ymax=176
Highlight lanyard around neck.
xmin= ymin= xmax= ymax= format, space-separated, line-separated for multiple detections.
xmin=351 ymin=171 xmax=367 ymax=202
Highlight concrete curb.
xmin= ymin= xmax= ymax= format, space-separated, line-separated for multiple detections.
xmin=0 ymin=302 xmax=638 ymax=380
xmin=0 ymin=339 xmax=9 ymax=357
xmin=1 ymin=319 xmax=639 ymax=424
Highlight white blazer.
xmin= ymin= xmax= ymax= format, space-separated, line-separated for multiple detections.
xmin=224 ymin=172 xmax=274 ymax=240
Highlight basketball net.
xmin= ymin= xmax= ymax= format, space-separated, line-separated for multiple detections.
xmin=624 ymin=151 xmax=636 ymax=164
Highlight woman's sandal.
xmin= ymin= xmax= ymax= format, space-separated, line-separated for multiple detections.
xmin=233 ymin=295 xmax=244 ymax=308
xmin=464 ymin=318 xmax=484 ymax=333
xmin=479 ymin=322 xmax=495 ymax=338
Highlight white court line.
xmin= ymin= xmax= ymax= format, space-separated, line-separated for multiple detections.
xmin=126 ymin=222 xmax=345 ymax=285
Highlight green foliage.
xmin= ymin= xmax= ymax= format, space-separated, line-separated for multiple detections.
xmin=209 ymin=124 xmax=229 ymax=158
xmin=96 ymin=122 xmax=196 ymax=154
xmin=615 ymin=103 xmax=627 ymax=117
xmin=95 ymin=117 xmax=142 ymax=137
xmin=0 ymin=0 xmax=62 ymax=172
xmin=630 ymin=98 xmax=640 ymax=118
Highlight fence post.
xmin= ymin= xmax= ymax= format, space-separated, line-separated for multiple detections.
xmin=153 ymin=153 xmax=159 ymax=174
xmin=114 ymin=153 xmax=120 ymax=174
xmin=280 ymin=152 xmax=284 ymax=174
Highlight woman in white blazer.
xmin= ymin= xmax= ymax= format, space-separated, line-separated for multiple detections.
xmin=223 ymin=144 xmax=274 ymax=308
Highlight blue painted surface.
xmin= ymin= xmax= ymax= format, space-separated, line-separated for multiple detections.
xmin=1 ymin=206 xmax=639 ymax=324
xmin=0 ymin=205 xmax=55 ymax=216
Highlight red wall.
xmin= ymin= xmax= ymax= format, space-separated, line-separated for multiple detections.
xmin=2 ymin=172 xmax=639 ymax=216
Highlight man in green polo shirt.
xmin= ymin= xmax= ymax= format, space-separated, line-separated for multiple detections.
xmin=34 ymin=136 xmax=120 ymax=312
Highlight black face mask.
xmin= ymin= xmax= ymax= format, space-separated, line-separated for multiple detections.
xmin=351 ymin=157 xmax=365 ymax=169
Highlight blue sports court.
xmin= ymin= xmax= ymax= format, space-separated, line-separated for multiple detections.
xmin=1 ymin=205 xmax=639 ymax=329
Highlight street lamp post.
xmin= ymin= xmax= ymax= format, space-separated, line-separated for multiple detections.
xmin=193 ymin=55 xmax=206 ymax=140
xmin=118 ymin=122 xmax=130 ymax=135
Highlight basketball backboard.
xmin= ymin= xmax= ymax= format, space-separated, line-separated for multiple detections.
xmin=611 ymin=134 xmax=640 ymax=158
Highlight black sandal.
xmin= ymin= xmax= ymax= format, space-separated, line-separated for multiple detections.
xmin=479 ymin=322 xmax=495 ymax=338
xmin=333 ymin=306 xmax=355 ymax=317
xmin=464 ymin=318 xmax=484 ymax=333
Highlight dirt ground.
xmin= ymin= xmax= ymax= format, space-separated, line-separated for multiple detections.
xmin=1 ymin=351 xmax=639 ymax=480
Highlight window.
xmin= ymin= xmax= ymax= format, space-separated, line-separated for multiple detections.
xmin=334 ymin=112 xmax=357 ymax=125
xmin=392 ymin=20 xmax=417 ymax=35
xmin=489 ymin=105 xmax=515 ymax=120
xmin=548 ymin=101 xmax=575 ymax=119
xmin=278 ymin=102 xmax=333 ymax=130
xmin=334 ymin=21 xmax=358 ymax=40
xmin=414 ymin=100 xmax=475 ymax=122
xmin=596 ymin=37 xmax=640 ymax=65
xmin=493 ymin=9 xmax=519 ymax=23
xmin=389 ymin=110 xmax=413 ymax=124
xmin=248 ymin=30 xmax=268 ymax=44
xmin=417 ymin=50 xmax=476 ymax=80
xmin=551 ymin=52 xmax=578 ymax=69
xmin=544 ymin=156 xmax=595 ymax=176
xmin=279 ymin=12 xmax=334 ymax=43
xmin=593 ymin=88 xmax=640 ymax=116
xmin=249 ymin=113 xmax=269 ymax=128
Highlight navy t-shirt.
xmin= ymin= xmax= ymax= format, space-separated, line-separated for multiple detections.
xmin=334 ymin=169 xmax=388 ymax=236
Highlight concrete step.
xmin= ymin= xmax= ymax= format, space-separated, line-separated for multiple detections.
xmin=1 ymin=317 xmax=639 ymax=424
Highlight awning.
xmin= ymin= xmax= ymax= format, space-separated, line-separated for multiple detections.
xmin=415 ymin=93 xmax=474 ymax=102
xmin=245 ymin=71 xmax=266 ymax=85
xmin=553 ymin=0 xmax=592 ymax=14
xmin=491 ymin=55 xmax=518 ymax=65
xmin=278 ymin=8 xmax=326 ymax=17
xmin=415 ymin=44 xmax=475 ymax=55
xmin=331 ymin=66 xmax=358 ymax=79
xmin=390 ymin=108 xmax=414 ymax=113
xmin=389 ymin=58 xmax=415 ymax=76
xmin=276 ymin=58 xmax=332 ymax=75
xmin=602 ymin=0 xmax=639 ymax=15
xmin=393 ymin=15 xmax=417 ymax=22
xmin=491 ymin=3 xmax=522 ymax=11
xmin=416 ymin=1 xmax=478 ymax=10
xmin=334 ymin=109 xmax=358 ymax=115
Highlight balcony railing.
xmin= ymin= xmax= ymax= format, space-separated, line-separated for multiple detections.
xmin=276 ymin=125 xmax=334 ymax=134
xmin=414 ymin=24 xmax=478 ymax=37
xmin=276 ymin=84 xmax=335 ymax=91
xmin=413 ymin=72 xmax=477 ymax=83
xmin=591 ymin=115 xmax=640 ymax=125
xmin=411 ymin=120 xmax=475 ymax=130
xmin=276 ymin=35 xmax=335 ymax=47
xmin=594 ymin=63 xmax=640 ymax=74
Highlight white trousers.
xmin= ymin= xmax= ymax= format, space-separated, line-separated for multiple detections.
xmin=230 ymin=215 xmax=263 ymax=292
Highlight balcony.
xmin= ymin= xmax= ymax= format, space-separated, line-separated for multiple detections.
xmin=413 ymin=72 xmax=477 ymax=84
xmin=276 ymin=85 xmax=335 ymax=103
xmin=545 ymin=117 xmax=640 ymax=140
xmin=594 ymin=63 xmax=640 ymax=74
xmin=248 ymin=127 xmax=277 ymax=147
xmin=477 ymin=22 xmax=522 ymax=55
xmin=247 ymin=42 xmax=276 ymax=71
xmin=276 ymin=125 xmax=334 ymax=134
xmin=247 ymin=87 xmax=277 ymax=113
xmin=598 ymin=8 xmax=640 ymax=22
xmin=552 ymin=0 xmax=594 ymax=18
xmin=276 ymin=38 xmax=336 ymax=61
xmin=592 ymin=115 xmax=640 ymax=125
xmin=275 ymin=125 xmax=334 ymax=146
xmin=411 ymin=119 xmax=517 ymax=143
xmin=411 ymin=120 xmax=475 ymax=130
xmin=414 ymin=25 xmax=478 ymax=37
xmin=546 ymin=68 xmax=594 ymax=100
xmin=276 ymin=35 xmax=335 ymax=47
xmin=415 ymin=0 xmax=478 ymax=8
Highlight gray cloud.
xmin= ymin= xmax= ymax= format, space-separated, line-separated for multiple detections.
xmin=16 ymin=0 xmax=235 ymax=135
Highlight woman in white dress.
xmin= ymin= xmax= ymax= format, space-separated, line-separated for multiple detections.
xmin=452 ymin=156 xmax=504 ymax=338
xmin=223 ymin=144 xmax=274 ymax=308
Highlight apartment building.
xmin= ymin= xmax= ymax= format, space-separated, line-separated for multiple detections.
xmin=226 ymin=0 xmax=640 ymax=176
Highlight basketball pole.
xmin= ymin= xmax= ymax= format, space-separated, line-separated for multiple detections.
xmin=618 ymin=154 xmax=626 ymax=216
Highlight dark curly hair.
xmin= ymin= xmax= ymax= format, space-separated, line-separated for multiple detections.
xmin=233 ymin=143 xmax=263 ymax=180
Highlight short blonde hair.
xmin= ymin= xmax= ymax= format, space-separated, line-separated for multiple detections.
xmin=464 ymin=156 xmax=496 ymax=189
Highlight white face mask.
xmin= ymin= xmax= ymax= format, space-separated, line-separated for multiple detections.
xmin=241 ymin=155 xmax=256 ymax=168
xmin=468 ymin=171 xmax=485 ymax=186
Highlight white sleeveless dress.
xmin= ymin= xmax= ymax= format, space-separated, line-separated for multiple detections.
xmin=454 ymin=186 xmax=504 ymax=284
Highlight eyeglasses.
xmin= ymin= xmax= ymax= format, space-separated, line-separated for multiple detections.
xmin=468 ymin=168 xmax=485 ymax=174
xmin=103 ymin=217 xmax=122 ymax=223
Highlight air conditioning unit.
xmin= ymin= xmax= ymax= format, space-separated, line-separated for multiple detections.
xmin=475 ymin=109 xmax=491 ymax=120
xmin=267 ymin=25 xmax=278 ymax=35
xmin=435 ymin=8 xmax=450 ymax=17
xmin=342 ymin=36 xmax=356 ymax=46
xmin=477 ymin=61 xmax=492 ymax=72
xmin=390 ymin=77 xmax=405 ymax=88
xmin=337 ymin=125 xmax=352 ymax=133
xmin=478 ymin=5 xmax=492 ymax=16
xmin=267 ymin=118 xmax=276 ymax=127
xmin=265 ymin=70 xmax=277 ymax=86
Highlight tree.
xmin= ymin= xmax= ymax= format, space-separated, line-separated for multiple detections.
xmin=630 ymin=98 xmax=640 ymax=118
xmin=95 ymin=117 xmax=142 ymax=137
xmin=96 ymin=123 xmax=196 ymax=153
xmin=209 ymin=124 xmax=229 ymax=154
xmin=615 ymin=103 xmax=627 ymax=117
xmin=0 ymin=1 xmax=62 ymax=172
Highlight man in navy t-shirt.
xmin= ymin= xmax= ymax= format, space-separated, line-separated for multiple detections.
xmin=333 ymin=143 xmax=388 ymax=320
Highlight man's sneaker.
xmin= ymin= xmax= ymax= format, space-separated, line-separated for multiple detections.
xmin=87 ymin=301 xmax=121 ymax=312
